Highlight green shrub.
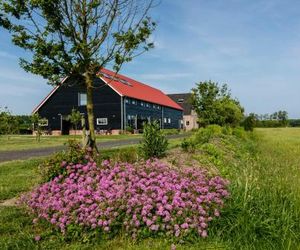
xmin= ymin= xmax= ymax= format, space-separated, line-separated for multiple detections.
xmin=232 ymin=127 xmax=247 ymax=139
xmin=194 ymin=125 xmax=222 ymax=144
xmin=39 ymin=140 xmax=94 ymax=182
xmin=139 ymin=121 xmax=168 ymax=158
xmin=181 ymin=138 xmax=196 ymax=153
xmin=242 ymin=113 xmax=256 ymax=131
xmin=115 ymin=147 xmax=138 ymax=163
xmin=221 ymin=126 xmax=233 ymax=135
xmin=125 ymin=125 xmax=134 ymax=134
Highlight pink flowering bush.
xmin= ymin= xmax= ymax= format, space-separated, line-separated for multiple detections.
xmin=22 ymin=159 xmax=229 ymax=240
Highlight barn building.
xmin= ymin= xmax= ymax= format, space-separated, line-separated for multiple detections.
xmin=33 ymin=68 xmax=183 ymax=135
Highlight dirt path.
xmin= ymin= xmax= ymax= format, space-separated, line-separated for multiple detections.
xmin=0 ymin=197 xmax=18 ymax=207
xmin=0 ymin=134 xmax=188 ymax=163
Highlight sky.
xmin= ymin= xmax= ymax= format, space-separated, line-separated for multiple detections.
xmin=0 ymin=0 xmax=300 ymax=117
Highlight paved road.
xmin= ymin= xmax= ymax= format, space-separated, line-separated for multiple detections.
xmin=0 ymin=134 xmax=189 ymax=163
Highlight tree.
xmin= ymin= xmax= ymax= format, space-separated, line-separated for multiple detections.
xmin=191 ymin=81 xmax=244 ymax=127
xmin=67 ymin=108 xmax=82 ymax=135
xmin=0 ymin=107 xmax=19 ymax=139
xmin=243 ymin=113 xmax=256 ymax=131
xmin=277 ymin=110 xmax=288 ymax=126
xmin=0 ymin=0 xmax=157 ymax=149
xmin=31 ymin=113 xmax=43 ymax=142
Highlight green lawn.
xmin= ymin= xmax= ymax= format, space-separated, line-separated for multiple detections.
xmin=0 ymin=158 xmax=43 ymax=201
xmin=0 ymin=134 xmax=142 ymax=152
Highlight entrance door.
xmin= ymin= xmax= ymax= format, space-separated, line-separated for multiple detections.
xmin=61 ymin=119 xmax=71 ymax=135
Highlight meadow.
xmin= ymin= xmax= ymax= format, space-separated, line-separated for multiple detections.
xmin=0 ymin=128 xmax=300 ymax=249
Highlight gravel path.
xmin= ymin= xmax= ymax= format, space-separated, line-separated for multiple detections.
xmin=0 ymin=134 xmax=188 ymax=163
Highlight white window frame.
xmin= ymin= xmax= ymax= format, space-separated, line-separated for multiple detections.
xmin=164 ymin=118 xmax=167 ymax=123
xmin=78 ymin=92 xmax=87 ymax=106
xmin=168 ymin=118 xmax=171 ymax=124
xmin=97 ymin=118 xmax=108 ymax=125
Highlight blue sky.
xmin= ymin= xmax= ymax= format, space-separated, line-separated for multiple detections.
xmin=0 ymin=0 xmax=300 ymax=117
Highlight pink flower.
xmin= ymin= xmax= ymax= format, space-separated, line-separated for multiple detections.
xmin=34 ymin=235 xmax=41 ymax=241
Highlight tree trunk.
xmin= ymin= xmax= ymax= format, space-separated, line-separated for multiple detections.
xmin=85 ymin=72 xmax=97 ymax=149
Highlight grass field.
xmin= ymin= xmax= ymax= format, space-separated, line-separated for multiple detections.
xmin=210 ymin=127 xmax=300 ymax=249
xmin=0 ymin=134 xmax=142 ymax=152
xmin=1 ymin=128 xmax=300 ymax=249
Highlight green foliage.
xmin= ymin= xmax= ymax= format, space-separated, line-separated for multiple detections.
xmin=242 ymin=113 xmax=256 ymax=131
xmin=181 ymin=138 xmax=196 ymax=153
xmin=191 ymin=81 xmax=244 ymax=127
xmin=289 ymin=119 xmax=300 ymax=127
xmin=221 ymin=126 xmax=233 ymax=135
xmin=114 ymin=147 xmax=138 ymax=163
xmin=0 ymin=107 xmax=19 ymax=137
xmin=139 ymin=121 xmax=168 ymax=158
xmin=253 ymin=110 xmax=289 ymax=128
xmin=67 ymin=109 xmax=82 ymax=131
xmin=39 ymin=140 xmax=93 ymax=182
xmin=125 ymin=125 xmax=134 ymax=134
xmin=193 ymin=125 xmax=222 ymax=144
xmin=232 ymin=127 xmax=247 ymax=139
xmin=31 ymin=113 xmax=43 ymax=142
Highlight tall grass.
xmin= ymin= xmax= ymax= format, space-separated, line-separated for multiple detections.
xmin=209 ymin=128 xmax=300 ymax=249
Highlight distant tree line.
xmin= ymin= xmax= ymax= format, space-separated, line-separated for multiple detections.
xmin=243 ymin=111 xmax=289 ymax=128
xmin=0 ymin=107 xmax=33 ymax=136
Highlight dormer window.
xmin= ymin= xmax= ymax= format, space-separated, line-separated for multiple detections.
xmin=177 ymin=98 xmax=184 ymax=103
xmin=78 ymin=93 xmax=87 ymax=106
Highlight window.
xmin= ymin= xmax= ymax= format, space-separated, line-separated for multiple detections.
xmin=141 ymin=101 xmax=145 ymax=106
xmin=186 ymin=121 xmax=190 ymax=126
xmin=132 ymin=99 xmax=137 ymax=105
xmin=38 ymin=119 xmax=48 ymax=127
xmin=146 ymin=103 xmax=150 ymax=108
xmin=78 ymin=93 xmax=87 ymax=106
xmin=164 ymin=118 xmax=167 ymax=123
xmin=157 ymin=105 xmax=161 ymax=110
xmin=168 ymin=118 xmax=171 ymax=124
xmin=177 ymin=98 xmax=184 ymax=103
xmin=125 ymin=99 xmax=129 ymax=104
xmin=97 ymin=118 xmax=108 ymax=125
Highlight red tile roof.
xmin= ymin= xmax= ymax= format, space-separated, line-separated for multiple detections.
xmin=99 ymin=68 xmax=183 ymax=111
xmin=33 ymin=68 xmax=183 ymax=113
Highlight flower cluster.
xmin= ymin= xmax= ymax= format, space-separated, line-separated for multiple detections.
xmin=22 ymin=159 xmax=229 ymax=239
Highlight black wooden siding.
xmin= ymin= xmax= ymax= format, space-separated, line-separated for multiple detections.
xmin=37 ymin=78 xmax=183 ymax=132
xmin=38 ymin=78 xmax=121 ymax=131
xmin=123 ymin=98 xmax=183 ymax=129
